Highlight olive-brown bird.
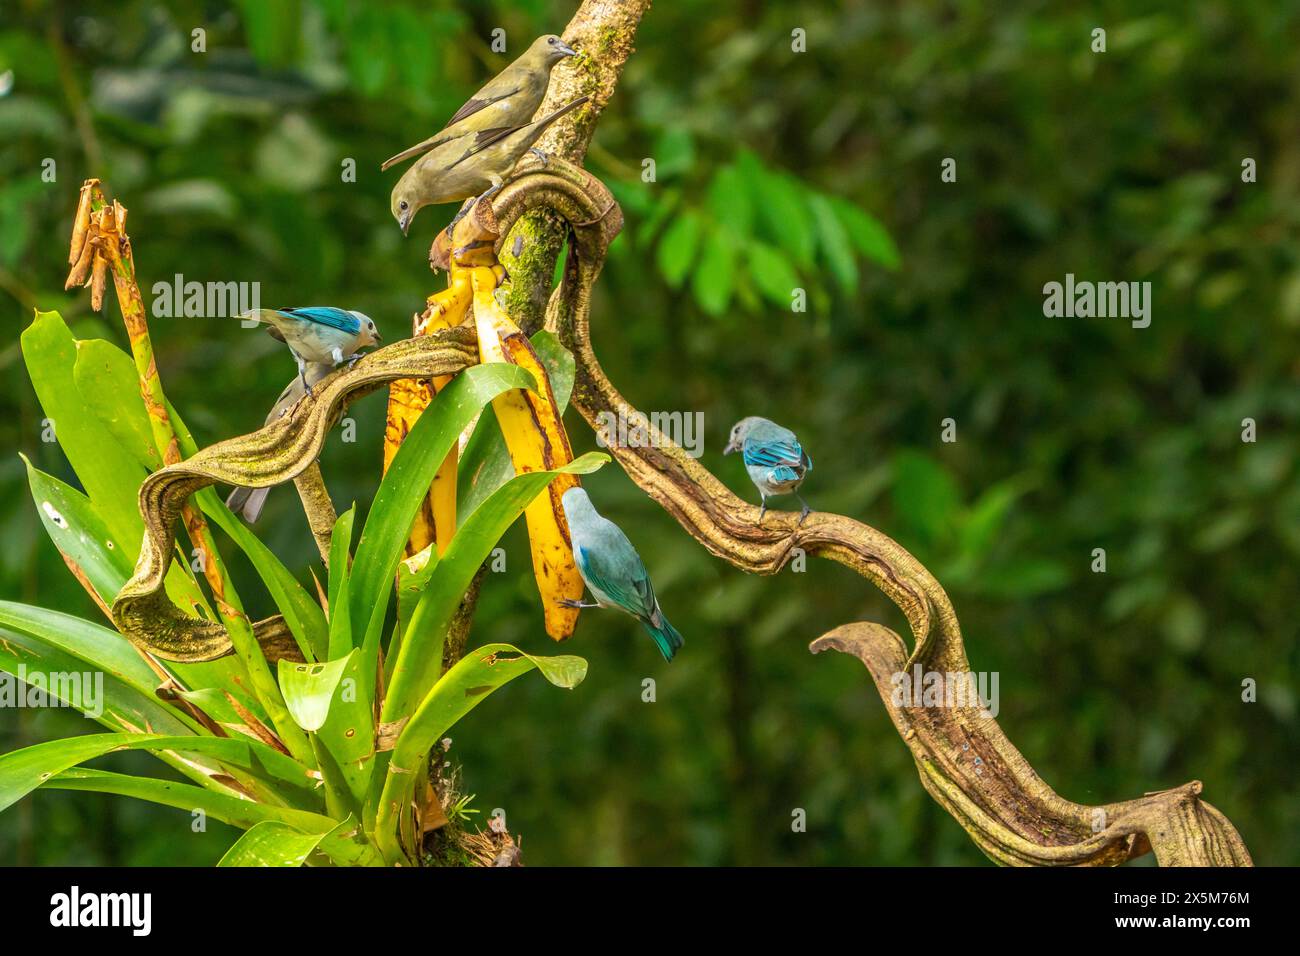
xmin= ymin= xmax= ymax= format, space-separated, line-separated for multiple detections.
xmin=380 ymin=34 xmax=578 ymax=173
xmin=390 ymin=95 xmax=589 ymax=235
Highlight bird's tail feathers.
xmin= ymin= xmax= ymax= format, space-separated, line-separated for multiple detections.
xmin=380 ymin=133 xmax=449 ymax=172
xmin=640 ymin=614 xmax=684 ymax=663
xmin=226 ymin=485 xmax=270 ymax=523
xmin=533 ymin=94 xmax=590 ymax=131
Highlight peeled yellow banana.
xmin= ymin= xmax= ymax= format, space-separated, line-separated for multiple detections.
xmin=469 ymin=266 xmax=583 ymax=640
xmin=383 ymin=268 xmax=473 ymax=557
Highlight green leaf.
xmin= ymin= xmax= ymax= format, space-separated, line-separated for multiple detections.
xmin=0 ymin=733 xmax=316 ymax=815
xmin=830 ymin=197 xmax=900 ymax=270
xmin=656 ymin=210 xmax=703 ymax=289
xmin=709 ymin=165 xmax=755 ymax=237
xmin=958 ymin=480 xmax=1030 ymax=562
xmin=745 ymin=241 xmax=802 ymax=307
xmin=808 ymin=193 xmax=859 ymax=293
xmin=42 ymin=765 xmax=330 ymax=830
xmin=691 ymin=225 xmax=737 ymax=315
xmin=22 ymin=457 xmax=135 ymax=607
xmin=44 ymin=768 xmax=380 ymax=864
xmin=73 ymin=338 xmax=163 ymax=472
xmin=315 ymin=647 xmax=373 ymax=811
xmin=384 ymin=452 xmax=608 ymax=723
xmin=327 ymin=506 xmax=356 ymax=659
xmin=750 ymin=165 xmax=815 ymax=267
xmin=892 ymin=451 xmax=961 ymax=547
xmin=393 ymin=644 xmax=587 ymax=767
xmin=218 ymin=820 xmax=329 ymax=867
xmin=21 ymin=314 xmax=167 ymax=573
xmin=457 ymin=330 xmax=576 ymax=523
xmin=350 ymin=362 xmax=536 ymax=686
xmin=0 ymin=623 xmax=196 ymax=737
xmin=652 ymin=127 xmax=695 ymax=178
xmin=376 ymin=643 xmax=585 ymax=863
xmin=278 ymin=652 xmax=354 ymax=733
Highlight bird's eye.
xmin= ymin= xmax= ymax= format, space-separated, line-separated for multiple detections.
xmin=548 ymin=37 xmax=556 ymax=44
xmin=399 ymin=200 xmax=408 ymax=211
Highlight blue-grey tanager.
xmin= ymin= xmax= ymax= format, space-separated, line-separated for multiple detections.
xmin=242 ymin=307 xmax=382 ymax=392
xmin=225 ymin=362 xmax=334 ymax=522
xmin=724 ymin=416 xmax=813 ymax=525
xmin=560 ymin=487 xmax=684 ymax=662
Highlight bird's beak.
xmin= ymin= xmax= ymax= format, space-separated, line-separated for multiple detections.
xmin=723 ymin=440 xmax=738 ymax=455
xmin=372 ymin=330 xmax=383 ymax=345
xmin=556 ymin=40 xmax=578 ymax=57
xmin=399 ymin=210 xmax=411 ymax=236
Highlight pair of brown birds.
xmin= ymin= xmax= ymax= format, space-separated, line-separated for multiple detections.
xmin=386 ymin=34 xmax=587 ymax=236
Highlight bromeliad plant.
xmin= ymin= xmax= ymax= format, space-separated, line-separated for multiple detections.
xmin=0 ymin=180 xmax=606 ymax=866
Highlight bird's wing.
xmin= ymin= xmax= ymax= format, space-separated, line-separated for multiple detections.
xmin=578 ymin=539 xmax=657 ymax=621
xmin=447 ymin=85 xmax=521 ymax=126
xmin=447 ymin=124 xmax=528 ymax=169
xmin=742 ymin=434 xmax=805 ymax=471
xmin=279 ymin=307 xmax=361 ymax=335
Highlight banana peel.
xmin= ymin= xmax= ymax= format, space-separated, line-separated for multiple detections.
xmin=469 ymin=266 xmax=583 ymax=640
xmin=383 ymin=269 xmax=473 ymax=557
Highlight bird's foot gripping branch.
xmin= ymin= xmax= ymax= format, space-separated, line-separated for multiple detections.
xmin=468 ymin=157 xmax=1252 ymax=867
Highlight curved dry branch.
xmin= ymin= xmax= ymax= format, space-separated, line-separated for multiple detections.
xmin=480 ymin=162 xmax=1252 ymax=867
xmin=111 ymin=329 xmax=477 ymax=662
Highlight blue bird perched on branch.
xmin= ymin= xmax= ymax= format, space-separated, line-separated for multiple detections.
xmin=724 ymin=416 xmax=814 ymax=525
xmin=560 ymin=487 xmax=684 ymax=662
xmin=240 ymin=307 xmax=382 ymax=392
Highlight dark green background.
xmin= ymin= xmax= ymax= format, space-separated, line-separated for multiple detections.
xmin=1 ymin=0 xmax=1296 ymax=865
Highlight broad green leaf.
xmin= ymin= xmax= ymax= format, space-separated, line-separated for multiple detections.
xmin=42 ymin=765 xmax=331 ymax=831
xmin=0 ymin=623 xmax=195 ymax=736
xmin=958 ymin=480 xmax=1030 ymax=562
xmin=651 ymin=126 xmax=695 ymax=178
xmin=709 ymin=164 xmax=755 ymax=237
xmin=0 ymin=733 xmax=316 ymax=815
xmin=808 ymin=192 xmax=859 ymax=293
xmin=393 ymin=644 xmax=587 ymax=767
xmin=21 ymin=458 xmax=135 ymax=607
xmin=278 ymin=653 xmax=353 ymax=733
xmin=0 ymin=602 xmax=175 ymax=705
xmin=376 ymin=642 xmax=585 ymax=863
xmin=457 ymin=330 xmax=576 ymax=523
xmin=43 ymin=768 xmax=379 ymax=864
xmin=72 ymin=338 xmax=163 ymax=472
xmin=21 ymin=312 xmax=148 ymax=552
xmin=691 ymin=225 xmax=737 ymax=315
xmin=326 ymin=506 xmax=355 ymax=660
xmin=830 ymin=196 xmax=900 ymax=270
xmin=750 ymin=164 xmax=815 ymax=267
xmin=892 ymin=451 xmax=961 ymax=548
xmin=384 ymin=452 xmax=608 ymax=722
xmin=218 ymin=820 xmax=328 ymax=867
xmin=745 ymin=241 xmax=802 ymax=307
xmin=315 ymin=647 xmax=373 ymax=811
xmin=656 ymin=210 xmax=703 ymax=289
xmin=350 ymin=363 xmax=535 ymax=688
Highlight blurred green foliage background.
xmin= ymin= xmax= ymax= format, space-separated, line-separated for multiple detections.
xmin=2 ymin=0 xmax=1298 ymax=866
